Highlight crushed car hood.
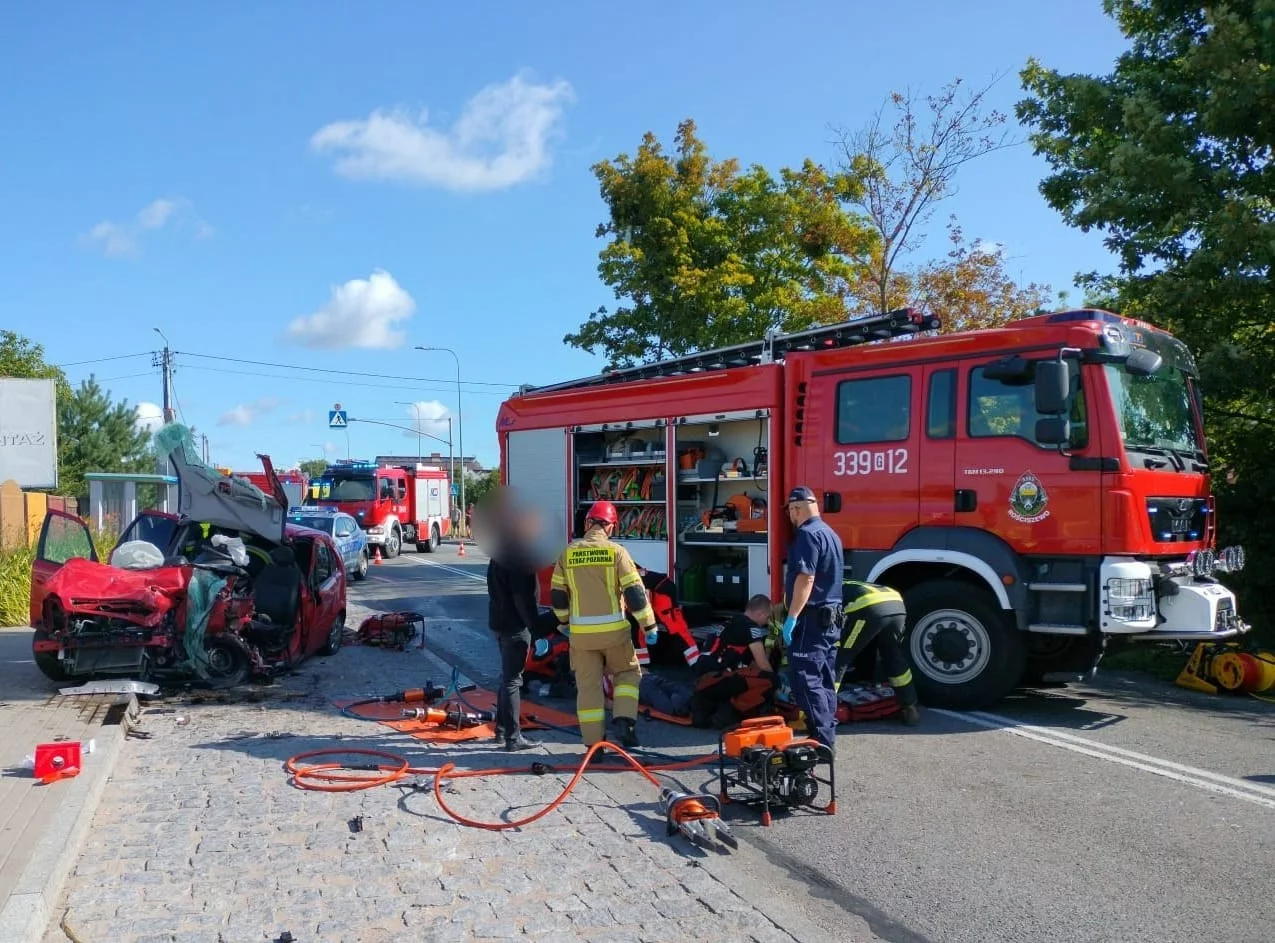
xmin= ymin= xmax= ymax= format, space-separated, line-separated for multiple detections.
xmin=43 ymin=558 xmax=190 ymax=626
xmin=156 ymin=423 xmax=288 ymax=545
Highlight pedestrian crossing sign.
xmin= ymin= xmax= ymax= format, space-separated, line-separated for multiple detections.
xmin=328 ymin=409 xmax=347 ymax=428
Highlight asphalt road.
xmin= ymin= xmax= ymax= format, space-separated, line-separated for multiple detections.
xmin=362 ymin=544 xmax=1275 ymax=943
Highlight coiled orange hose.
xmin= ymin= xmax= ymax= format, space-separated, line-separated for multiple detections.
xmin=284 ymin=743 xmax=719 ymax=830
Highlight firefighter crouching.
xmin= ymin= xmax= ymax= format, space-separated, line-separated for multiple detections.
xmin=550 ymin=500 xmax=657 ymax=748
xmin=835 ymin=581 xmax=920 ymax=725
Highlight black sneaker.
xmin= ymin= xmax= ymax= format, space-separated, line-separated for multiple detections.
xmin=505 ymin=735 xmax=540 ymax=752
xmin=900 ymin=705 xmax=921 ymax=726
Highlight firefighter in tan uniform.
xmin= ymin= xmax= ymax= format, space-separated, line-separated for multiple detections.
xmin=551 ymin=500 xmax=656 ymax=748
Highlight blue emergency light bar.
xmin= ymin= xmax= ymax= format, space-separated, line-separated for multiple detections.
xmin=332 ymin=460 xmax=378 ymax=470
xmin=1043 ymin=309 xmax=1128 ymax=325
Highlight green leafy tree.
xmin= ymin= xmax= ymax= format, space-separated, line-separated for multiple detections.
xmin=58 ymin=376 xmax=156 ymax=499
xmin=913 ymin=219 xmax=1054 ymax=331
xmin=464 ymin=469 xmax=498 ymax=507
xmin=1016 ymin=0 xmax=1275 ymax=637
xmin=565 ymin=119 xmax=879 ymax=368
xmin=299 ymin=458 xmax=329 ymax=479
xmin=1 ymin=330 xmax=71 ymax=400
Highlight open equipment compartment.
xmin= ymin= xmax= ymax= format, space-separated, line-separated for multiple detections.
xmin=570 ymin=419 xmax=671 ymax=574
xmin=672 ymin=409 xmax=773 ymax=620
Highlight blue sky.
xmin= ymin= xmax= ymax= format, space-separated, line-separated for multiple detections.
xmin=0 ymin=2 xmax=1130 ymax=473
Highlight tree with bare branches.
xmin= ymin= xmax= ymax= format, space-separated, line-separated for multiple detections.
xmin=832 ymin=75 xmax=1018 ymax=315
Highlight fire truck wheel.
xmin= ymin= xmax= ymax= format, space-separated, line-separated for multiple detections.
xmin=353 ymin=550 xmax=369 ymax=581
xmin=31 ymin=630 xmax=71 ymax=682
xmin=418 ymin=522 xmax=443 ymax=553
xmin=320 ymin=611 xmax=345 ymax=656
xmin=384 ymin=526 xmax=402 ymax=559
xmin=902 ymin=580 xmax=1026 ymax=710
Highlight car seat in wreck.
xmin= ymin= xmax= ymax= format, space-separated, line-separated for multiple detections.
xmin=244 ymin=545 xmax=303 ymax=654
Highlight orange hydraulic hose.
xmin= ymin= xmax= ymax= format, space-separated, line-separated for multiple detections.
xmin=283 ymin=744 xmax=720 ymax=830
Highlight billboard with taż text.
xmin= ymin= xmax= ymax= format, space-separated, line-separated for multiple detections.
xmin=0 ymin=379 xmax=58 ymax=489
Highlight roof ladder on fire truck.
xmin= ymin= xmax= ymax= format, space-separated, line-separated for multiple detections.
xmin=518 ymin=307 xmax=942 ymax=395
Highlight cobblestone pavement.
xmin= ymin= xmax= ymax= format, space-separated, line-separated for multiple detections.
xmin=40 ymin=573 xmax=880 ymax=943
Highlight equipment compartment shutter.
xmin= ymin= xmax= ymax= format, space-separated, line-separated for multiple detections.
xmin=507 ymin=428 xmax=569 ymax=558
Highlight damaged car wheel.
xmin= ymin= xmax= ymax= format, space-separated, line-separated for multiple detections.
xmin=320 ymin=611 xmax=345 ymax=656
xmin=204 ymin=639 xmax=250 ymax=688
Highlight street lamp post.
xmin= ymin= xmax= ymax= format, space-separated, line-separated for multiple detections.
xmin=394 ymin=402 xmax=455 ymax=475
xmin=415 ymin=346 xmax=465 ymax=536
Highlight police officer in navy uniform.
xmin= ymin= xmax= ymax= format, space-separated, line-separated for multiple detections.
xmin=780 ymin=486 xmax=845 ymax=752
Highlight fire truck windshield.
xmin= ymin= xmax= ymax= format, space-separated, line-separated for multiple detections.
xmin=317 ymin=475 xmax=376 ymax=502
xmin=1104 ymin=358 xmax=1204 ymax=467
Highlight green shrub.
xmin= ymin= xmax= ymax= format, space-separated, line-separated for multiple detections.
xmin=0 ymin=544 xmax=34 ymax=627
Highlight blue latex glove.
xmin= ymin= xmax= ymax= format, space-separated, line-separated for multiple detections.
xmin=533 ymin=638 xmax=550 ymax=658
xmin=645 ymin=628 xmax=660 ymax=647
xmin=781 ymin=615 xmax=798 ymax=647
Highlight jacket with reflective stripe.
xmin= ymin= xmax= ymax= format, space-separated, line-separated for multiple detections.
xmin=842 ymin=581 xmax=906 ymax=617
xmin=550 ymin=528 xmax=655 ymax=633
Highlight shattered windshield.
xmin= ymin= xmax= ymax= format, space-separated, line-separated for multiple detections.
xmin=316 ymin=475 xmax=375 ymax=502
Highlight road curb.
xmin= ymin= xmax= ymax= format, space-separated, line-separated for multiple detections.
xmin=0 ymin=695 xmax=138 ymax=943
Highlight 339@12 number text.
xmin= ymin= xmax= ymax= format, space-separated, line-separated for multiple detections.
xmin=833 ymin=448 xmax=909 ymax=477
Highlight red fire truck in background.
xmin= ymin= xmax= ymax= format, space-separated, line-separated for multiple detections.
xmin=305 ymin=460 xmax=452 ymax=557
xmin=496 ymin=307 xmax=1248 ymax=710
xmin=235 ymin=469 xmax=308 ymax=508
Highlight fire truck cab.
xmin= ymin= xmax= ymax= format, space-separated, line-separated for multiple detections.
xmin=498 ymin=308 xmax=1248 ymax=710
xmin=305 ymin=460 xmax=452 ymax=557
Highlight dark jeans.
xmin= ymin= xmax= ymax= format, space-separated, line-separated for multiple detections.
xmin=789 ymin=609 xmax=840 ymax=751
xmin=494 ymin=628 xmax=531 ymax=741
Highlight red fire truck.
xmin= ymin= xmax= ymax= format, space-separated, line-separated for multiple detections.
xmin=235 ymin=469 xmax=308 ymax=508
xmin=305 ymin=460 xmax=452 ymax=556
xmin=496 ymin=307 xmax=1248 ymax=709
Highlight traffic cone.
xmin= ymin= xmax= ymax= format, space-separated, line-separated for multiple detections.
xmin=457 ymin=540 xmax=466 ymax=557
xmin=373 ymin=546 xmax=383 ymax=565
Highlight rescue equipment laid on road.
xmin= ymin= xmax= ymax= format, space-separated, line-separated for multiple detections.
xmin=356 ymin=611 xmax=424 ymax=649
xmin=658 ymin=787 xmax=737 ymax=850
xmin=1175 ymin=642 xmax=1275 ymax=697
xmin=717 ymin=715 xmax=836 ymax=826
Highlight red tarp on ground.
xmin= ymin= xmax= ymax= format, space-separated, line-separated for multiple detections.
xmin=335 ymin=689 xmax=580 ymax=744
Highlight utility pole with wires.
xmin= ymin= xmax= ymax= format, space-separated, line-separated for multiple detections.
xmin=152 ymin=328 xmax=175 ymax=423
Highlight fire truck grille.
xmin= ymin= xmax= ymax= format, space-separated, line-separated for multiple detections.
xmin=1146 ymin=497 xmax=1208 ymax=543
xmin=1215 ymin=599 xmax=1239 ymax=634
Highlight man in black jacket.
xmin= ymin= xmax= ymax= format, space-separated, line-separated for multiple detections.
xmin=485 ymin=500 xmax=542 ymax=752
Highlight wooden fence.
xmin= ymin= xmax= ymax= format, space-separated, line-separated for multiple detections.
xmin=0 ymin=479 xmax=74 ymax=552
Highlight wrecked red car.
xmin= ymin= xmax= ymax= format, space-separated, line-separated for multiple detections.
xmin=29 ymin=426 xmax=348 ymax=687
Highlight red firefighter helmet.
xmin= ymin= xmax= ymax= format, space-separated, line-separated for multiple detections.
xmin=586 ymin=500 xmax=619 ymax=527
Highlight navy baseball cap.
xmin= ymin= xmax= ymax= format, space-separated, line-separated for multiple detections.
xmin=786 ymin=486 xmax=816 ymax=504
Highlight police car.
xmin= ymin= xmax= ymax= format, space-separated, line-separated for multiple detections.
xmin=287 ymin=506 xmax=369 ymax=581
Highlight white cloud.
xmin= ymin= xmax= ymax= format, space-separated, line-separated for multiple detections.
xmin=137 ymin=199 xmax=177 ymax=230
xmin=402 ymin=400 xmax=453 ymax=445
xmin=285 ymin=269 xmax=416 ymax=350
xmin=217 ymin=396 xmax=283 ymax=427
xmin=310 ymin=71 xmax=576 ymax=191
xmin=80 ymin=197 xmax=213 ymax=259
xmin=285 ymin=409 xmax=317 ymax=426
xmin=134 ymin=401 xmax=164 ymax=434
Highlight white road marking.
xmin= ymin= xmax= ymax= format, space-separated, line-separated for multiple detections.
xmin=936 ymin=708 xmax=1275 ymax=811
xmin=395 ymin=555 xmax=488 ymax=584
